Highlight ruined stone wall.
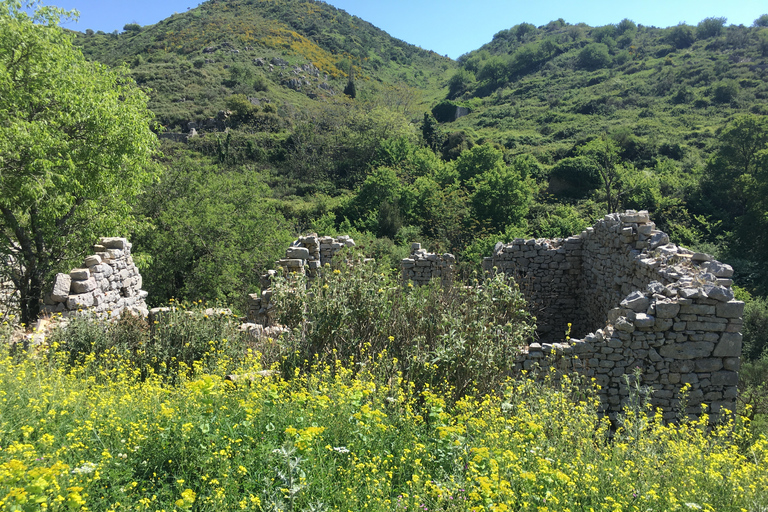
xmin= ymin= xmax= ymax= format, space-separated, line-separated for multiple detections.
xmin=486 ymin=211 xmax=743 ymax=420
xmin=401 ymin=243 xmax=455 ymax=286
xmin=482 ymin=237 xmax=582 ymax=342
xmin=42 ymin=237 xmax=148 ymax=319
xmin=247 ymin=234 xmax=356 ymax=324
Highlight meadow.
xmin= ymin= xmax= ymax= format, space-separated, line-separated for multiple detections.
xmin=1 ymin=268 xmax=767 ymax=511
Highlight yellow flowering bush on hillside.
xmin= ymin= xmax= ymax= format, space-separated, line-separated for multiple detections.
xmin=0 ymin=330 xmax=766 ymax=512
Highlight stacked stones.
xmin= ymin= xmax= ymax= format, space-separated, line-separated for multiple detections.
xmin=401 ymin=243 xmax=455 ymax=286
xmin=246 ymin=235 xmax=356 ymax=324
xmin=482 ymin=237 xmax=582 ymax=341
xmin=42 ymin=237 xmax=148 ymax=319
xmin=488 ymin=210 xmax=743 ymax=421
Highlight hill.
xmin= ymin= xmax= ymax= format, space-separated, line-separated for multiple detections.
xmin=75 ymin=0 xmax=455 ymax=130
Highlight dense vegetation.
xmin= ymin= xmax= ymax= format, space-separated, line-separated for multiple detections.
xmin=3 ymin=2 xmax=768 ymax=508
xmin=1 ymin=272 xmax=767 ymax=511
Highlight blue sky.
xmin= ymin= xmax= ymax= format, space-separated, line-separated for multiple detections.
xmin=43 ymin=0 xmax=768 ymax=59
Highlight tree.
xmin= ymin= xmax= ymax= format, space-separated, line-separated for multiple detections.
xmin=471 ymin=167 xmax=533 ymax=232
xmin=668 ymin=23 xmax=695 ymax=49
xmin=0 ymin=1 xmax=159 ymax=324
xmin=697 ymin=17 xmax=726 ymax=39
xmin=577 ymin=43 xmax=611 ymax=70
xmin=344 ymin=67 xmax=357 ymax=99
xmin=754 ymin=14 xmax=768 ymax=27
xmin=578 ymin=138 xmax=626 ymax=213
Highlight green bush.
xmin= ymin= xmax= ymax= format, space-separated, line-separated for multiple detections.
xmin=744 ymin=296 xmax=768 ymax=361
xmin=270 ymin=256 xmax=534 ymax=398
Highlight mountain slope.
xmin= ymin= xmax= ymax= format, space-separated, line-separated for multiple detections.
xmin=75 ymin=0 xmax=455 ymax=129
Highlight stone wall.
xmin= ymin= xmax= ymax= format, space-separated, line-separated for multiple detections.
xmin=42 ymin=237 xmax=148 ymax=319
xmin=401 ymin=243 xmax=455 ymax=286
xmin=484 ymin=211 xmax=743 ymax=420
xmin=0 ymin=255 xmax=19 ymax=320
xmin=247 ymin=234 xmax=356 ymax=324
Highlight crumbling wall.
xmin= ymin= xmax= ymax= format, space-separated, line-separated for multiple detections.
xmin=401 ymin=243 xmax=455 ymax=286
xmin=485 ymin=211 xmax=743 ymax=420
xmin=42 ymin=237 xmax=148 ymax=319
xmin=247 ymin=234 xmax=356 ymax=324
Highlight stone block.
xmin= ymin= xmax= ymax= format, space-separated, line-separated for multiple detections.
xmin=71 ymin=277 xmax=97 ymax=294
xmin=659 ymin=342 xmax=714 ymax=359
xmin=67 ymin=293 xmax=94 ymax=309
xmin=70 ymin=268 xmax=90 ymax=280
xmin=286 ymin=246 xmax=310 ymax=259
xmin=655 ymin=302 xmax=680 ymax=319
xmin=50 ymin=273 xmax=71 ymax=302
xmin=711 ymin=371 xmax=738 ymax=386
xmin=101 ymin=237 xmax=127 ymax=250
xmin=716 ymin=301 xmax=744 ymax=319
xmin=713 ymin=332 xmax=742 ymax=357
xmin=694 ymin=358 xmax=723 ymax=372
xmin=84 ymin=255 xmax=102 ymax=267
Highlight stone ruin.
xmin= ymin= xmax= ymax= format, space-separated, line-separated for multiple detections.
xmin=41 ymin=237 xmax=148 ymax=319
xmin=482 ymin=210 xmax=743 ymax=420
xmin=401 ymin=243 xmax=455 ymax=287
xmin=244 ymin=234 xmax=357 ymax=329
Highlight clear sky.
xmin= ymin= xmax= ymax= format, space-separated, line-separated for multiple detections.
xmin=43 ymin=0 xmax=768 ymax=59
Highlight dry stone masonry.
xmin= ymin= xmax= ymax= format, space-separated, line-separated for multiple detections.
xmin=401 ymin=243 xmax=455 ymax=286
xmin=42 ymin=237 xmax=148 ymax=319
xmin=484 ymin=211 xmax=743 ymax=420
xmin=246 ymin=234 xmax=356 ymax=325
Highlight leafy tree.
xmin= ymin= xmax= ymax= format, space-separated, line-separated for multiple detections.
xmin=754 ymin=14 xmax=768 ymax=27
xmin=421 ymin=112 xmax=444 ymax=152
xmin=447 ymin=68 xmax=476 ymax=99
xmin=343 ymin=68 xmax=357 ymax=99
xmin=455 ymin=144 xmax=505 ymax=184
xmin=668 ymin=23 xmax=695 ymax=49
xmin=712 ymin=79 xmax=739 ymax=104
xmin=0 ymin=1 xmax=159 ymax=324
xmin=548 ymin=156 xmax=602 ymax=198
xmin=578 ymin=138 xmax=626 ymax=213
xmin=697 ymin=17 xmax=726 ymax=39
xmin=470 ymin=168 xmax=533 ymax=232
xmin=617 ymin=18 xmax=637 ymax=36
xmin=577 ymin=43 xmax=611 ymax=70
xmin=135 ymin=156 xmax=292 ymax=307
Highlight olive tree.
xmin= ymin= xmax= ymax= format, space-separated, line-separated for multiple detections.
xmin=0 ymin=1 xmax=159 ymax=324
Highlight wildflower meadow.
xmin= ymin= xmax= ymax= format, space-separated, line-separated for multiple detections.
xmin=0 ymin=264 xmax=766 ymax=511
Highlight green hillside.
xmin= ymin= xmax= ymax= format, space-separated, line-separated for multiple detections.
xmin=75 ymin=0 xmax=455 ymax=130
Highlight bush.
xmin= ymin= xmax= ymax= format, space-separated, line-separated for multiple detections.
xmin=270 ymin=256 xmax=534 ymax=398
xmin=577 ymin=43 xmax=611 ymax=70
xmin=696 ymin=17 xmax=726 ymax=39
xmin=744 ymin=296 xmax=768 ymax=361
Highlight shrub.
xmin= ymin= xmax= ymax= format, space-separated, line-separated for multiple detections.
xmin=270 ymin=256 xmax=534 ymax=398
xmin=696 ymin=17 xmax=726 ymax=39
xmin=577 ymin=43 xmax=611 ymax=70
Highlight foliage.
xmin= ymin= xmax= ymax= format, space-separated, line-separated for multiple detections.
xmin=270 ymin=259 xmax=534 ymax=398
xmin=0 ymin=336 xmax=767 ymax=511
xmin=470 ymin=167 xmax=533 ymax=232
xmin=696 ymin=17 xmax=726 ymax=39
xmin=133 ymin=154 xmax=293 ymax=309
xmin=743 ymin=296 xmax=768 ymax=361
xmin=577 ymin=42 xmax=611 ymax=70
xmin=0 ymin=0 xmax=159 ymax=324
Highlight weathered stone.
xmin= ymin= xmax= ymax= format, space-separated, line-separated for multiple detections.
xmin=286 ymin=246 xmax=310 ymax=259
xmin=711 ymin=371 xmax=738 ymax=386
xmin=70 ymin=268 xmax=90 ymax=280
xmin=659 ymin=342 xmax=714 ymax=359
xmin=100 ymin=237 xmax=127 ymax=250
xmin=621 ymin=291 xmax=650 ymax=312
xmin=71 ymin=277 xmax=97 ymax=294
xmin=694 ymin=358 xmax=723 ymax=372
xmin=713 ymin=332 xmax=742 ymax=357
xmin=84 ymin=255 xmax=102 ymax=267
xmin=716 ymin=301 xmax=744 ymax=319
xmin=50 ymin=273 xmax=71 ymax=302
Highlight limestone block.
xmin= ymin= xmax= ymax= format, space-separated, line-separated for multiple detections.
xmin=655 ymin=302 xmax=680 ymax=319
xmin=101 ymin=237 xmax=127 ymax=250
xmin=51 ymin=273 xmax=71 ymax=302
xmin=716 ymin=301 xmax=744 ymax=319
xmin=70 ymin=268 xmax=90 ymax=280
xmin=286 ymin=246 xmax=310 ymax=259
xmin=701 ymin=261 xmax=733 ymax=278
xmin=713 ymin=332 xmax=742 ymax=357
xmin=659 ymin=342 xmax=714 ymax=359
xmin=694 ymin=358 xmax=723 ymax=372
xmin=634 ymin=313 xmax=655 ymax=329
xmin=71 ymin=277 xmax=97 ymax=294
xmin=84 ymin=255 xmax=102 ymax=267
xmin=711 ymin=371 xmax=738 ymax=386
xmin=703 ymin=285 xmax=733 ymax=302
xmin=67 ymin=293 xmax=94 ymax=309
xmin=621 ymin=291 xmax=649 ymax=312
